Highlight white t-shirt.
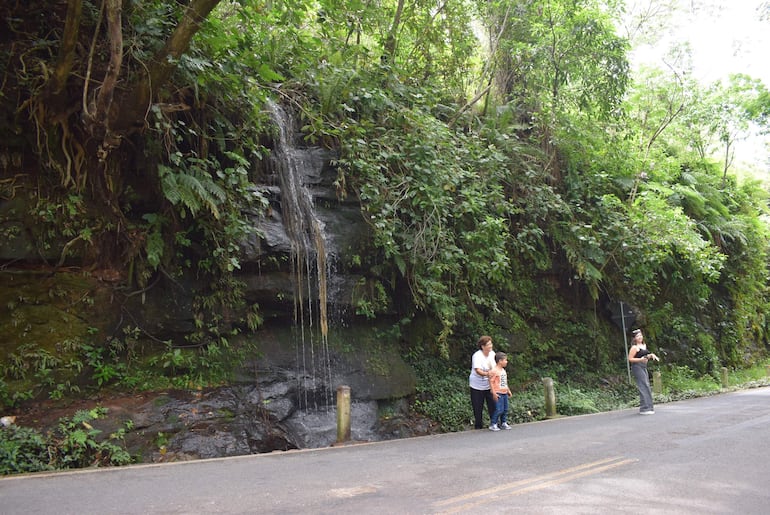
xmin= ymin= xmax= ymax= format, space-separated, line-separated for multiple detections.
xmin=469 ymin=349 xmax=496 ymax=390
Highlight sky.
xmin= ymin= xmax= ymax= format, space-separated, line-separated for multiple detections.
xmin=629 ymin=0 xmax=770 ymax=173
xmin=672 ymin=1 xmax=769 ymax=85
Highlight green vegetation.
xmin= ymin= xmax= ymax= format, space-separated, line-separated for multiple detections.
xmin=0 ymin=329 xmax=256 ymax=408
xmin=0 ymin=407 xmax=133 ymax=475
xmin=412 ymin=358 xmax=770 ymax=432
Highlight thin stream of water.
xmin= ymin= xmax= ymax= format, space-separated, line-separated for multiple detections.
xmin=266 ymin=100 xmax=334 ymax=411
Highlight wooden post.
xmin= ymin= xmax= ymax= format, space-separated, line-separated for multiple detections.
xmin=336 ymin=385 xmax=351 ymax=443
xmin=721 ymin=367 xmax=729 ymax=389
xmin=543 ymin=377 xmax=557 ymax=419
xmin=652 ymin=371 xmax=662 ymax=395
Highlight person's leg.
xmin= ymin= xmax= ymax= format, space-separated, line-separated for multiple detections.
xmin=484 ymin=389 xmax=497 ymax=423
xmin=490 ymin=395 xmax=505 ymax=427
xmin=499 ymin=394 xmax=509 ymax=424
xmin=641 ymin=377 xmax=654 ymax=412
xmin=632 ymin=365 xmax=654 ymax=412
xmin=470 ymin=388 xmax=485 ymax=428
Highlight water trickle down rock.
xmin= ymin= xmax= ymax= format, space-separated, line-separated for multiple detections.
xmin=266 ymin=100 xmax=333 ymax=412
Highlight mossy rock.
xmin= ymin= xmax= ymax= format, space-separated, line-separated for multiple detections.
xmin=0 ymin=270 xmax=121 ymax=401
xmin=0 ymin=271 xmax=118 ymax=356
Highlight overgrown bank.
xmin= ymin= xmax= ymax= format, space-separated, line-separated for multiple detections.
xmin=3 ymin=358 xmax=770 ymax=475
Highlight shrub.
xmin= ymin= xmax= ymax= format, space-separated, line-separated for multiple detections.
xmin=0 ymin=425 xmax=53 ymax=474
xmin=411 ymin=358 xmax=472 ymax=432
xmin=661 ymin=364 xmax=720 ymax=395
xmin=0 ymin=407 xmax=133 ymax=475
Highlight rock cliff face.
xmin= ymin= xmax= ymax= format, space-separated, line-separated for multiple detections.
xmin=220 ymin=102 xmax=418 ymax=452
xmin=0 ymin=102 xmax=419 ymax=458
xmin=239 ymin=137 xmax=374 ymax=324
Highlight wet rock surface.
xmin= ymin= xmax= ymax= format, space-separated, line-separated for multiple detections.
xmin=17 ymin=383 xmax=438 ymax=464
xmin=12 ymin=330 xmax=434 ymax=463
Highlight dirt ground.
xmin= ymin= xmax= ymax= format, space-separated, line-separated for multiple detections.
xmin=13 ymin=390 xmax=163 ymax=432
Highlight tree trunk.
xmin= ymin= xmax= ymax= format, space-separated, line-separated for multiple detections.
xmin=383 ymin=0 xmax=405 ymax=60
xmin=49 ymin=0 xmax=82 ymax=96
xmin=87 ymin=0 xmax=123 ymax=152
xmin=113 ymin=0 xmax=223 ymax=134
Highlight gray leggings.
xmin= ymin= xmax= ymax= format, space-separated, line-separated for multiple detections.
xmin=631 ymin=363 xmax=654 ymax=412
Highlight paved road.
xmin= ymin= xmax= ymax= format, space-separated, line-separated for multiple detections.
xmin=3 ymin=387 xmax=770 ymax=514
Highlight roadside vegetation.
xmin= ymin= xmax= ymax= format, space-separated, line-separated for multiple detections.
xmin=411 ymin=358 xmax=770 ymax=433
xmin=0 ymin=407 xmax=132 ymax=475
xmin=5 ymin=358 xmax=769 ymax=475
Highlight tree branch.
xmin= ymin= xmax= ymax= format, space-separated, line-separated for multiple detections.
xmin=384 ymin=0 xmax=405 ymax=59
xmin=449 ymin=84 xmax=493 ymax=128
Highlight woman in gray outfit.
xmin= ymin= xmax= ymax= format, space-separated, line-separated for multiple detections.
xmin=628 ymin=329 xmax=659 ymax=414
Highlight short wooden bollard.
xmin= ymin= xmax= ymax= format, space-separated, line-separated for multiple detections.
xmin=721 ymin=367 xmax=729 ymax=389
xmin=652 ymin=371 xmax=662 ymax=395
xmin=766 ymin=364 xmax=770 ymax=377
xmin=543 ymin=377 xmax=557 ymax=418
xmin=336 ymin=385 xmax=351 ymax=443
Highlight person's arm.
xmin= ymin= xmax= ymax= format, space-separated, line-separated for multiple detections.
xmin=472 ymin=353 xmax=491 ymax=378
xmin=628 ymin=345 xmax=646 ymax=363
xmin=489 ymin=370 xmax=501 ymax=399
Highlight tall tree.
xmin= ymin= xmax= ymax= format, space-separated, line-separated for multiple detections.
xmin=483 ymin=0 xmax=629 ymax=173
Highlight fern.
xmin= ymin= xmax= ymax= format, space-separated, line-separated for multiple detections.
xmin=146 ymin=227 xmax=165 ymax=269
xmin=159 ymin=164 xmax=223 ymax=219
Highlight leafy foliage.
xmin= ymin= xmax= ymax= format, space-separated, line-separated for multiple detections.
xmin=0 ymin=407 xmax=133 ymax=475
xmin=0 ymin=425 xmax=52 ymax=475
xmin=0 ymin=326 xmax=257 ymax=409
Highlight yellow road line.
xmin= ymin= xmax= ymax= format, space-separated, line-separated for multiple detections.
xmin=434 ymin=456 xmax=636 ymax=513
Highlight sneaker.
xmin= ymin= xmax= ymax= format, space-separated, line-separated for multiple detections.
xmin=501 ymin=422 xmax=512 ymax=430
xmin=640 ymin=410 xmax=655 ymax=415
xmin=489 ymin=424 xmax=500 ymax=431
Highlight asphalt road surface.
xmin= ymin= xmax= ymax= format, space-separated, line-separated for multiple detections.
xmin=3 ymin=387 xmax=770 ymax=514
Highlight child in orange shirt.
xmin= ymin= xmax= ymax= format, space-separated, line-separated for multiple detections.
xmin=489 ymin=352 xmax=512 ymax=431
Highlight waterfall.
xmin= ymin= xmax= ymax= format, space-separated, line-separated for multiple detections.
xmin=266 ymin=100 xmax=333 ymax=411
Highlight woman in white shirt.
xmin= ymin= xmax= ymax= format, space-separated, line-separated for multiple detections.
xmin=469 ymin=335 xmax=497 ymax=429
